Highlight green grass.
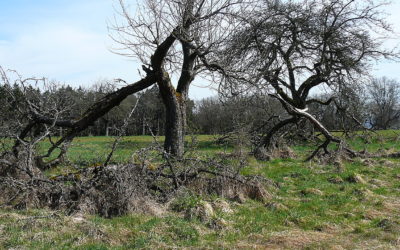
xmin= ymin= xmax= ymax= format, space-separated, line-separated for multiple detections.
xmin=1 ymin=132 xmax=400 ymax=248
xmin=35 ymin=134 xmax=230 ymax=167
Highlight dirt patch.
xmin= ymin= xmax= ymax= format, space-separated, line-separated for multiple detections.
xmin=382 ymin=199 xmax=400 ymax=213
xmin=265 ymin=230 xmax=333 ymax=249
xmin=364 ymin=209 xmax=386 ymax=220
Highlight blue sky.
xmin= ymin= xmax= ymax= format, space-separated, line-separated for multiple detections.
xmin=0 ymin=0 xmax=399 ymax=99
xmin=0 ymin=0 xmax=216 ymax=99
xmin=0 ymin=0 xmax=135 ymax=88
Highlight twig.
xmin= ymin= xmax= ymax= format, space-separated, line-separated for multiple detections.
xmin=103 ymin=96 xmax=141 ymax=167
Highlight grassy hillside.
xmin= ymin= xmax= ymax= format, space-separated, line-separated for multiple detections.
xmin=1 ymin=132 xmax=400 ymax=249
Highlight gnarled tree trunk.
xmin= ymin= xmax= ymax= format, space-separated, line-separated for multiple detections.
xmin=157 ymin=71 xmax=188 ymax=158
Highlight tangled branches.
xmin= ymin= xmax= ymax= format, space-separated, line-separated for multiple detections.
xmin=0 ymin=147 xmax=274 ymax=217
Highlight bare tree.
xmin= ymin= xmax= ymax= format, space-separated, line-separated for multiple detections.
xmin=0 ymin=68 xmax=75 ymax=176
xmin=366 ymin=77 xmax=400 ymax=130
xmin=216 ymin=0 xmax=397 ymax=158
xmin=110 ymin=0 xmax=247 ymax=157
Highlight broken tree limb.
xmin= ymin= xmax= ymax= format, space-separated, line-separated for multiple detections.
xmin=270 ymin=94 xmax=358 ymax=161
xmin=35 ymin=75 xmax=157 ymax=167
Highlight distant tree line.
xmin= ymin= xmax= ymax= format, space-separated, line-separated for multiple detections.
xmin=2 ymin=76 xmax=399 ymax=138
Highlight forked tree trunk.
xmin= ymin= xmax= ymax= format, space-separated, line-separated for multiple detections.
xmin=157 ymin=73 xmax=187 ymax=158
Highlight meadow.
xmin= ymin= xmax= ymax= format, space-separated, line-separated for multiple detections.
xmin=1 ymin=131 xmax=400 ymax=249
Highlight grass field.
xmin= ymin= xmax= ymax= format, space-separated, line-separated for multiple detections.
xmin=1 ymin=132 xmax=400 ymax=249
xmin=37 ymin=130 xmax=400 ymax=164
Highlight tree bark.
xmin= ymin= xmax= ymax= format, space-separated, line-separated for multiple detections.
xmin=153 ymin=38 xmax=195 ymax=158
xmin=163 ymin=97 xmax=186 ymax=158
xmin=157 ymin=71 xmax=186 ymax=158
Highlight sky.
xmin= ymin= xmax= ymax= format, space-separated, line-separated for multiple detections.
xmin=0 ymin=0 xmax=399 ymax=100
